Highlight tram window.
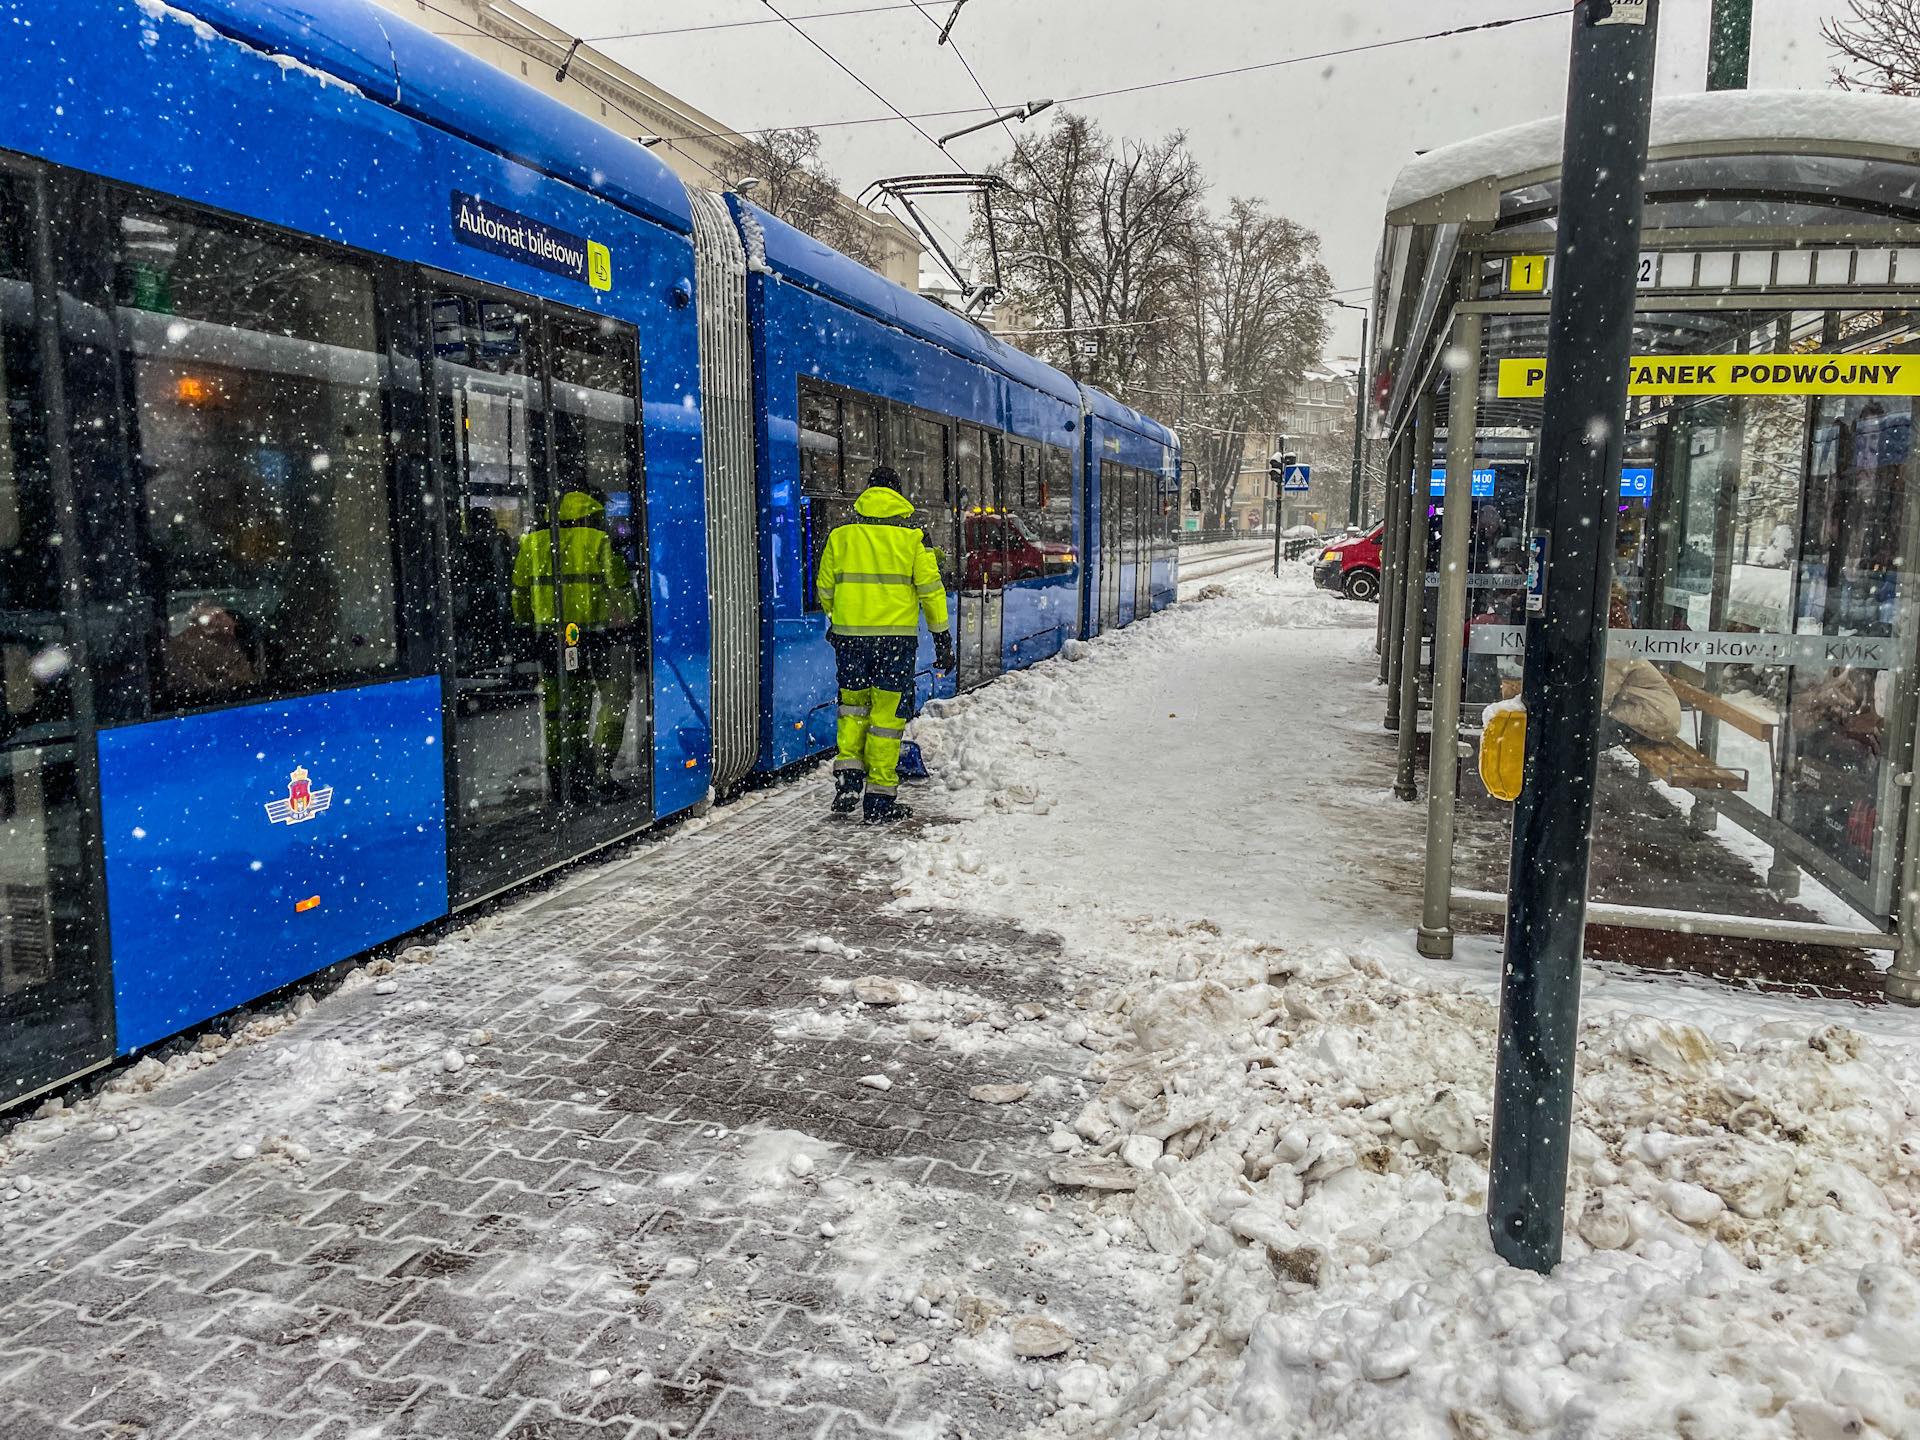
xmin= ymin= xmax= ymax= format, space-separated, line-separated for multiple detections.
xmin=438 ymin=294 xmax=537 ymax=676
xmin=114 ymin=207 xmax=398 ymax=709
xmin=843 ymin=398 xmax=879 ymax=489
xmin=1039 ymin=445 xmax=1073 ymax=548
xmin=798 ymin=382 xmax=857 ymax=613
xmin=798 ymin=382 xmax=840 ymax=497
xmin=893 ymin=410 xmax=955 ymax=588
xmin=890 ymin=409 xmax=945 ymax=502
xmin=955 ymin=426 xmax=986 ymax=511
xmin=0 ymin=181 xmax=65 ymax=736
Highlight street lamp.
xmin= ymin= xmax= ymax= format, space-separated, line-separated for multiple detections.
xmin=1325 ymin=296 xmax=1371 ymax=528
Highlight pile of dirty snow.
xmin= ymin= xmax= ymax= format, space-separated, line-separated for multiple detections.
xmin=890 ymin=570 xmax=1920 ymax=1438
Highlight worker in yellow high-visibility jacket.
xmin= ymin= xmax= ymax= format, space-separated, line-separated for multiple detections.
xmin=510 ymin=488 xmax=636 ymax=798
xmin=816 ymin=466 xmax=954 ymax=823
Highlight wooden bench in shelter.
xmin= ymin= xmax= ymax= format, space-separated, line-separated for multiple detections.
xmin=1492 ymin=675 xmax=1749 ymax=792
xmin=1621 ymin=735 xmax=1747 ymax=791
xmin=1668 ymin=676 xmax=1777 ymax=752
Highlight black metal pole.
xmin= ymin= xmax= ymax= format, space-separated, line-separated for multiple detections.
xmin=1349 ymin=311 xmax=1370 ymax=528
xmin=1488 ymin=0 xmax=1660 ymax=1275
xmin=1707 ymin=0 xmax=1750 ymax=90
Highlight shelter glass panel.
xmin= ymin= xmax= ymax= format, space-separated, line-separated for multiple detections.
xmin=1451 ymin=303 xmax=1920 ymax=968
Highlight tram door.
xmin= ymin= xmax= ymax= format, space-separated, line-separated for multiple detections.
xmin=1098 ymin=460 xmax=1122 ymax=632
xmin=956 ymin=425 xmax=1005 ymax=690
xmin=1128 ymin=468 xmax=1144 ymax=614
xmin=545 ymin=311 xmax=650 ymax=858
xmin=434 ymin=291 xmax=650 ymax=901
xmin=0 ymin=176 xmax=112 ymax=1103
xmin=436 ymin=291 xmax=558 ymax=900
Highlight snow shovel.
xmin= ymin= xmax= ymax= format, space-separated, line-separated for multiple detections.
xmin=899 ymin=740 xmax=929 ymax=782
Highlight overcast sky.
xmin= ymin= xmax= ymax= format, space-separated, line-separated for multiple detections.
xmin=537 ymin=0 xmax=1849 ymax=351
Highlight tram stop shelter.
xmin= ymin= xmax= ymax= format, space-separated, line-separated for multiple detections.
xmin=1369 ymin=91 xmax=1920 ymax=1004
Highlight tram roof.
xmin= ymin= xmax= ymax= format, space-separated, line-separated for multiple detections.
xmin=1081 ymin=387 xmax=1177 ymax=450
xmin=734 ymin=196 xmax=1089 ymax=411
xmin=169 ymin=0 xmax=695 ymax=234
xmin=1388 ymin=90 xmax=1920 ymax=222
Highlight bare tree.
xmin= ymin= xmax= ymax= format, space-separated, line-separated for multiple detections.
xmin=1824 ymin=0 xmax=1920 ymax=94
xmin=711 ymin=127 xmax=883 ymax=269
xmin=1170 ymin=200 xmax=1331 ymax=531
xmin=976 ymin=113 xmax=1204 ymax=395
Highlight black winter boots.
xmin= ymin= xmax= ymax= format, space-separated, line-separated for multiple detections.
xmin=831 ymin=772 xmax=864 ymax=814
xmin=863 ymin=794 xmax=913 ymax=824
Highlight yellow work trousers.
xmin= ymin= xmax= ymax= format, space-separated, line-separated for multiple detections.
xmin=541 ymin=653 xmax=631 ymax=779
xmin=835 ymin=685 xmax=907 ymax=795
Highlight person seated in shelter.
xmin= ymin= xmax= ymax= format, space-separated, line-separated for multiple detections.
xmin=1603 ymin=583 xmax=1682 ymax=746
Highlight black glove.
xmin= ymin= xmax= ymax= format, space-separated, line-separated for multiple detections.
xmin=933 ymin=630 xmax=956 ymax=673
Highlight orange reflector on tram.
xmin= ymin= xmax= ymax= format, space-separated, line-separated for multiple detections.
xmin=174 ymin=374 xmax=219 ymax=406
xmin=295 ymin=895 xmax=321 ymax=913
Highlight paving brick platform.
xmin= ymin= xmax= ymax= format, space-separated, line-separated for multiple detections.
xmin=0 ymin=785 xmax=1158 ymax=1440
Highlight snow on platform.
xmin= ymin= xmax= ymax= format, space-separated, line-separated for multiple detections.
xmin=897 ymin=568 xmax=1920 ymax=1437
xmin=2 ymin=567 xmax=1917 ymax=1439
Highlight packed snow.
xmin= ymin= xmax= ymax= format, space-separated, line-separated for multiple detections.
xmin=1389 ymin=89 xmax=1920 ymax=211
xmin=892 ymin=565 xmax=1920 ymax=1438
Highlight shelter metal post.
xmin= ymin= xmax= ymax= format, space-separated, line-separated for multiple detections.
xmin=1689 ymin=421 xmax=1742 ymax=836
xmin=1707 ymin=0 xmax=1751 ymax=91
xmin=1420 ymin=314 xmax=1484 ymax=957
xmin=1379 ymin=433 xmax=1403 ymax=685
xmin=1384 ymin=436 xmax=1410 ymax=706
xmin=1349 ymin=311 xmax=1370 ymax=528
xmin=1893 ymin=703 xmax=1920 ymax=1003
xmin=1394 ymin=393 xmax=1435 ymax=800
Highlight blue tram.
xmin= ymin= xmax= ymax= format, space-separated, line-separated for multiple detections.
xmin=0 ymin=0 xmax=1179 ymax=1106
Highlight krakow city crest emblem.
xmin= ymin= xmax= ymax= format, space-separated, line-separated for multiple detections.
xmin=264 ymin=766 xmax=334 ymax=826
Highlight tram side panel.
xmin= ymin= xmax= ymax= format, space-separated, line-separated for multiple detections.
xmin=742 ymin=242 xmax=992 ymax=769
xmin=1153 ymin=440 xmax=1181 ymax=612
xmin=98 ymin=682 xmax=448 ymax=1051
xmin=0 ymin=0 xmax=712 ymax=1084
xmin=994 ymin=376 xmax=1082 ymax=673
xmin=1081 ymin=405 xmax=1177 ymax=635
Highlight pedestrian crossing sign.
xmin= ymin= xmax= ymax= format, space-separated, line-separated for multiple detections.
xmin=1280 ymin=464 xmax=1312 ymax=493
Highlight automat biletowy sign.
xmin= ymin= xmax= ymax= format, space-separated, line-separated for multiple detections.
xmin=1497 ymin=355 xmax=1920 ymax=399
xmin=451 ymin=192 xmax=613 ymax=292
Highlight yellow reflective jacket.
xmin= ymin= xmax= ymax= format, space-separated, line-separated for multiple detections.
xmin=511 ymin=490 xmax=635 ymax=629
xmin=816 ymin=486 xmax=950 ymax=638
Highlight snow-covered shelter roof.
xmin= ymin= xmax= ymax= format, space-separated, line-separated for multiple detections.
xmin=1388 ymin=90 xmax=1920 ymax=218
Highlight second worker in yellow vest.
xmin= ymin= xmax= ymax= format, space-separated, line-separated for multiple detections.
xmin=816 ymin=467 xmax=954 ymax=823
xmin=510 ymin=488 xmax=637 ymax=799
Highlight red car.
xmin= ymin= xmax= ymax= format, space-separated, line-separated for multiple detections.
xmin=963 ymin=509 xmax=1075 ymax=589
xmin=1313 ymin=524 xmax=1384 ymax=601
